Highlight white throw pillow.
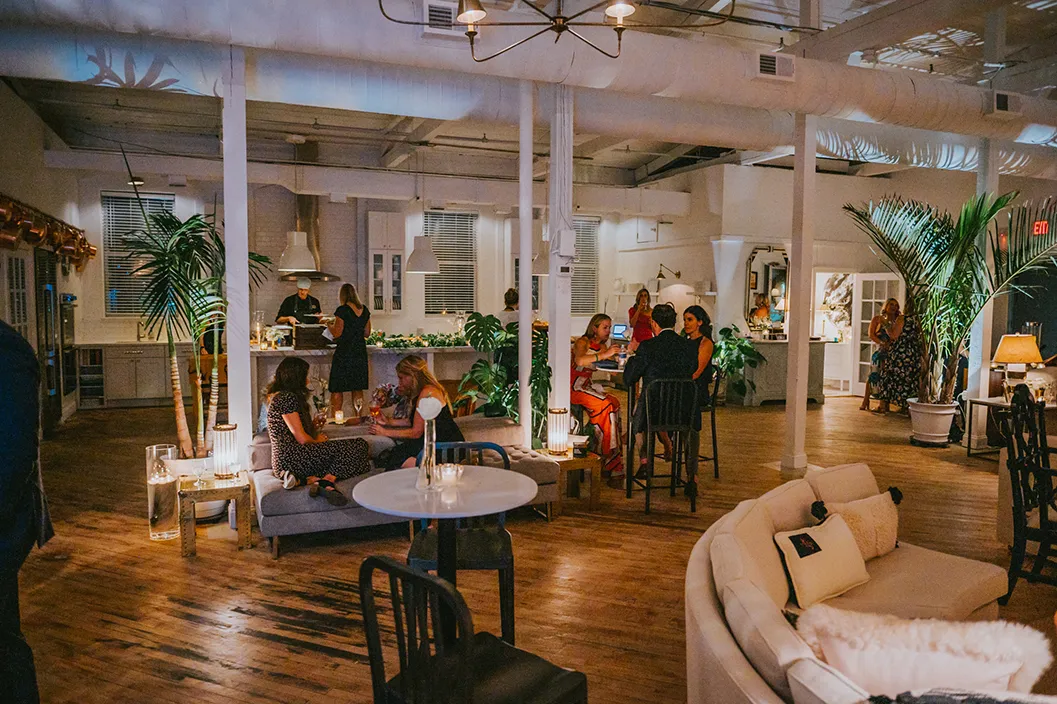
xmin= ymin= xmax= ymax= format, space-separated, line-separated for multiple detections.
xmin=774 ymin=515 xmax=869 ymax=609
xmin=721 ymin=578 xmax=815 ymax=701
xmin=797 ymin=604 xmax=1053 ymax=697
xmin=817 ymin=489 xmax=900 ymax=561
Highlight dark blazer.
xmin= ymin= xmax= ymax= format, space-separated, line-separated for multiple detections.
xmin=0 ymin=320 xmax=43 ymax=571
xmin=624 ymin=328 xmax=699 ymax=431
xmin=275 ymin=293 xmax=321 ymax=324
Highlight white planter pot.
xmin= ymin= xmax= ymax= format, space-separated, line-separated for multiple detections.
xmin=906 ymin=398 xmax=958 ymax=447
xmin=162 ymin=457 xmax=228 ymax=520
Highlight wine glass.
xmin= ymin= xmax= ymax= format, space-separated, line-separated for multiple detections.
xmin=354 ymin=397 xmax=364 ymax=419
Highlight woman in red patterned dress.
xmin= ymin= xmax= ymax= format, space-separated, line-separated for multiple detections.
xmin=571 ymin=314 xmax=624 ymax=476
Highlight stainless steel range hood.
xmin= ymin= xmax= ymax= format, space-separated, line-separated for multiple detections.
xmin=278 ymin=144 xmax=341 ymax=282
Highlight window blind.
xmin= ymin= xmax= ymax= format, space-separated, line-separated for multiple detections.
xmin=424 ymin=210 xmax=478 ymax=315
xmin=102 ymin=193 xmax=175 ymax=316
xmin=572 ymin=216 xmax=600 ymax=315
xmin=513 ymin=258 xmax=540 ymax=311
xmin=6 ymin=255 xmax=29 ymax=340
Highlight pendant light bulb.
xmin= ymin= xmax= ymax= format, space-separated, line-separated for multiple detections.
xmin=605 ymin=0 xmax=636 ymax=19
xmin=457 ymin=0 xmax=487 ymax=24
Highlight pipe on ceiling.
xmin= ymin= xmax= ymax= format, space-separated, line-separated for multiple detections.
xmin=3 ymin=0 xmax=1057 ymax=146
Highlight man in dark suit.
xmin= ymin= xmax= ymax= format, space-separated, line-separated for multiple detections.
xmin=0 ymin=319 xmax=50 ymax=703
xmin=624 ymin=303 xmax=699 ymax=475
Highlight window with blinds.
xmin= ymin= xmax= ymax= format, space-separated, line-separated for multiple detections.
xmin=572 ymin=216 xmax=600 ymax=315
xmin=513 ymin=258 xmax=540 ymax=311
xmin=6 ymin=255 xmax=29 ymax=340
xmin=102 ymin=193 xmax=175 ymax=316
xmin=424 ymin=210 xmax=478 ymax=315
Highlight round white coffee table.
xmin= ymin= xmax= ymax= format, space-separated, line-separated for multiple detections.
xmin=354 ymin=465 xmax=537 ymax=640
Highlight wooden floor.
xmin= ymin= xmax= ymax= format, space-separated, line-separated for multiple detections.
xmin=22 ymin=397 xmax=1057 ymax=703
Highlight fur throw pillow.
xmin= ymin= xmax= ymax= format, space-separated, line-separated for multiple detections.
xmin=811 ymin=487 xmax=902 ymax=560
xmin=797 ymin=604 xmax=1053 ymax=697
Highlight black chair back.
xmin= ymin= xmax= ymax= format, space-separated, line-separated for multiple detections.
xmin=359 ymin=555 xmax=475 ymax=704
xmin=1005 ymin=384 xmax=1054 ymax=533
xmin=417 ymin=441 xmax=511 ymax=529
xmin=644 ymin=378 xmax=699 ymax=433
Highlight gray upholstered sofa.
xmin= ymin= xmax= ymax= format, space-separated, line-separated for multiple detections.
xmin=247 ymin=415 xmax=560 ymax=557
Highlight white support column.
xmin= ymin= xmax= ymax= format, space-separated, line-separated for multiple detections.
xmin=518 ymin=80 xmax=534 ymax=447
xmin=967 ymin=9 xmax=1005 ymax=449
xmin=547 ymin=84 xmax=574 ymax=412
xmin=967 ymin=139 xmax=1000 ymax=448
xmin=223 ymin=46 xmax=252 ymax=459
xmin=781 ymin=113 xmax=818 ymax=473
xmin=710 ymin=236 xmax=747 ymax=331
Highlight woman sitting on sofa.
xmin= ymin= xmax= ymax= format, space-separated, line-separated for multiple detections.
xmin=370 ymin=355 xmax=464 ymax=470
xmin=266 ymin=357 xmax=370 ymax=505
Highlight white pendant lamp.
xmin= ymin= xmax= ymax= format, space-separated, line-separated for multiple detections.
xmin=605 ymin=0 xmax=636 ymax=19
xmin=407 ymin=236 xmax=441 ymax=274
xmin=278 ymin=231 xmax=315 ymax=272
xmin=456 ymin=0 xmax=487 ymax=24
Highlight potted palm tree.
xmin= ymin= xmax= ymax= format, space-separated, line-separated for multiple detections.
xmin=845 ymin=192 xmax=1057 ymax=445
xmin=128 ymin=208 xmax=270 ymax=460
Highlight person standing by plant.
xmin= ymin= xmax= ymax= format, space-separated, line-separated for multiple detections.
xmin=878 ymin=301 xmax=919 ymax=415
xmin=328 ymin=284 xmax=371 ymax=420
xmin=266 ymin=357 xmax=370 ymax=504
xmin=682 ymin=305 xmax=716 ymax=407
xmin=372 ymin=355 xmax=464 ymax=470
xmin=861 ymin=298 xmax=898 ymax=413
xmin=629 ymin=288 xmax=655 ymax=343
xmin=572 ymin=314 xmax=625 ymax=476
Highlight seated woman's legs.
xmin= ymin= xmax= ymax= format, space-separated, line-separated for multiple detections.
xmin=572 ymin=387 xmax=623 ymax=474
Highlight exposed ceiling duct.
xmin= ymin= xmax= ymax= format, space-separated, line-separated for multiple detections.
xmin=3 ymin=0 xmax=1057 ymax=146
xmin=278 ymin=143 xmax=340 ymax=282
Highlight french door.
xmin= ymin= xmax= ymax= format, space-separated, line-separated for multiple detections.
xmin=850 ymin=273 xmax=905 ymax=397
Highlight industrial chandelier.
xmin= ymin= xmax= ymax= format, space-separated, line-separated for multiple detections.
xmin=379 ymin=1 xmax=736 ymax=62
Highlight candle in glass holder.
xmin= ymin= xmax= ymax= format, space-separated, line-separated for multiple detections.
xmin=334 ymin=410 xmax=344 ymax=424
xmin=435 ymin=463 xmax=462 ymax=487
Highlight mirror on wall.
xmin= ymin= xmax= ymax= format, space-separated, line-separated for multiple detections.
xmin=745 ymin=246 xmax=789 ymax=332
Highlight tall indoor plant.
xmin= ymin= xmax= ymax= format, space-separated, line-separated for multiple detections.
xmin=844 ymin=192 xmax=1057 ymax=444
xmin=712 ymin=324 xmax=766 ymax=403
xmin=126 ymin=192 xmax=270 ymax=458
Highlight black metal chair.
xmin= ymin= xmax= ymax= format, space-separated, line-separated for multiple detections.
xmin=359 ymin=555 xmax=589 ymax=704
xmin=694 ymin=370 xmax=723 ymax=480
xmin=628 ymin=378 xmax=699 ymax=514
xmin=998 ymin=384 xmax=1057 ymax=605
xmin=411 ymin=441 xmax=516 ymax=644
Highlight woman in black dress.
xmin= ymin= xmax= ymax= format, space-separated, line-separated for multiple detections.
xmin=266 ymin=357 xmax=370 ymax=504
xmin=327 ymin=284 xmax=371 ymax=419
xmin=370 ymin=355 xmax=464 ymax=470
xmin=682 ymin=305 xmax=716 ymax=406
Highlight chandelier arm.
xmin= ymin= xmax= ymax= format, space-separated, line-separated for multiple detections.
xmin=516 ymin=0 xmax=556 ymax=21
xmin=378 ymin=0 xmax=432 ymax=26
xmin=566 ymin=27 xmax=622 ymax=59
xmin=379 ymin=0 xmax=550 ymax=27
xmin=469 ymin=26 xmax=557 ymax=63
xmin=563 ymin=0 xmax=612 ymax=22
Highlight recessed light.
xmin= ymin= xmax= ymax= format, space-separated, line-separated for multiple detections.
xmin=127 ymin=176 xmax=145 ymax=187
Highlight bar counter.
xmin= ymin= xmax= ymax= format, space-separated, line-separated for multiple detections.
xmin=250 ymin=345 xmax=485 ymax=409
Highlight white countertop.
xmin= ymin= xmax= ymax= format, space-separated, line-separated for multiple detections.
xmin=251 ymin=345 xmax=476 ymax=356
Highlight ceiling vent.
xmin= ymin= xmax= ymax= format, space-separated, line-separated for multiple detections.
xmin=755 ymin=53 xmax=795 ymax=82
xmin=985 ymin=91 xmax=1023 ymax=120
xmin=422 ymin=1 xmax=463 ymax=38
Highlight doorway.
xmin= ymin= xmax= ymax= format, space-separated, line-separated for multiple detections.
xmin=850 ymin=273 xmax=904 ymax=398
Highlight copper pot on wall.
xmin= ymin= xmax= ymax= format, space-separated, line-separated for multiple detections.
xmin=0 ymin=204 xmax=17 ymax=249
xmin=22 ymin=217 xmax=46 ymax=246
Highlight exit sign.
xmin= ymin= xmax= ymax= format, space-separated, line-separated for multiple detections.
xmin=1034 ymin=220 xmax=1050 ymax=236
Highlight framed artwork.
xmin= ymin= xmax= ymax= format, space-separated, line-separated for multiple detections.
xmin=749 ymin=272 xmax=758 ymax=289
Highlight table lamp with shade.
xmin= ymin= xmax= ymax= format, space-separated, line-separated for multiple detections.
xmin=993 ymin=333 xmax=1043 ymax=400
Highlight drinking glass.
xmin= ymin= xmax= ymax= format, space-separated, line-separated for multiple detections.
xmin=354 ymin=397 xmax=364 ymax=418
xmin=145 ymin=444 xmax=179 ymax=541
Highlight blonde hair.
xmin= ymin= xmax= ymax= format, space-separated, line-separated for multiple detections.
xmin=583 ymin=313 xmax=611 ymax=341
xmin=340 ymin=283 xmax=363 ymax=308
xmin=396 ymin=355 xmax=450 ymax=410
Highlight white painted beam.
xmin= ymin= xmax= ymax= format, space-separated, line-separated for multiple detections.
xmin=43 ymin=149 xmax=691 ymax=216
xmin=381 ymin=118 xmax=447 ymax=168
xmin=992 ymin=54 xmax=1057 ymax=95
xmin=739 ymin=147 xmax=794 ymax=165
xmin=633 ymin=144 xmax=697 ymax=183
xmin=785 ymin=0 xmax=1008 ymax=61
xmin=849 ymin=162 xmax=913 ymax=177
xmin=573 ymin=135 xmax=628 ymax=159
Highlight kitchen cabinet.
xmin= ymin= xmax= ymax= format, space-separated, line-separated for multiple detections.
xmin=96 ymin=344 xmax=193 ymax=407
xmin=368 ymin=211 xmax=406 ymax=314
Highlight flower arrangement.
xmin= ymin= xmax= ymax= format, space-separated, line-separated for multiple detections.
xmin=310 ymin=376 xmax=329 ymax=414
xmin=373 ymin=383 xmax=411 ymax=419
xmin=264 ymin=326 xmax=288 ymax=348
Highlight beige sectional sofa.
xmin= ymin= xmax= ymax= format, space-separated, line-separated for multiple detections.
xmin=686 ymin=463 xmax=1014 ymax=704
xmin=248 ymin=415 xmax=561 ymax=557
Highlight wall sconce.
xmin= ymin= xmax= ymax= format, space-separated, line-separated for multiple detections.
xmin=212 ymin=424 xmax=240 ymax=479
xmin=656 ymin=263 xmax=681 ymax=280
xmin=547 ymin=408 xmax=570 ymax=456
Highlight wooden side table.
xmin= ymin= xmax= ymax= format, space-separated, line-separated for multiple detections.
xmin=553 ymin=452 xmax=602 ymax=517
xmin=178 ymin=471 xmax=253 ymax=557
